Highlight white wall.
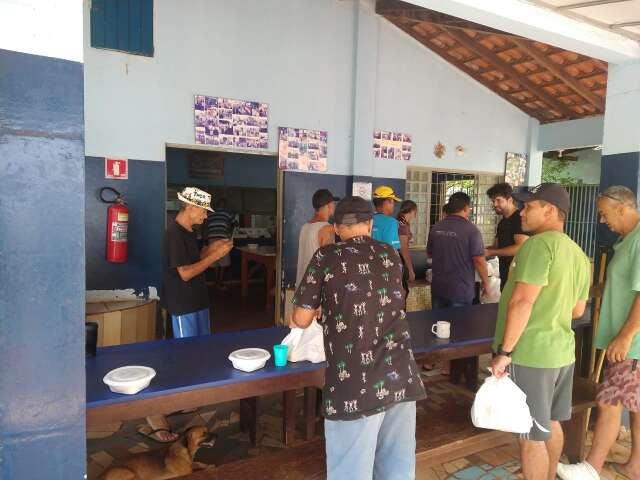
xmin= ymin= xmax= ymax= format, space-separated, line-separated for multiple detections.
xmin=370 ymin=18 xmax=530 ymax=178
xmin=84 ymin=0 xmax=531 ymax=178
xmin=84 ymin=0 xmax=357 ymax=174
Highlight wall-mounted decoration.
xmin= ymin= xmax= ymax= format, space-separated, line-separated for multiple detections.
xmin=505 ymin=152 xmax=528 ymax=187
xmin=352 ymin=182 xmax=373 ymax=200
xmin=455 ymin=145 xmax=465 ymax=156
xmin=373 ymin=130 xmax=412 ymax=161
xmin=194 ymin=95 xmax=269 ymax=150
xmin=278 ymin=127 xmax=328 ymax=172
xmin=188 ymin=151 xmax=224 ymax=179
xmin=105 ymin=157 xmax=128 ymax=180
xmin=433 ymin=142 xmax=446 ymax=159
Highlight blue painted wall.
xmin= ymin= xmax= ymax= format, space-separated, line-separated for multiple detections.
xmin=0 ymin=49 xmax=86 ymax=479
xmin=85 ymin=156 xmax=165 ymax=292
xmin=597 ymin=151 xmax=640 ymax=248
xmin=166 ymin=148 xmax=277 ymax=188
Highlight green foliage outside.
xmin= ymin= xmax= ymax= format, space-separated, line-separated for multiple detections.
xmin=542 ymin=159 xmax=584 ymax=186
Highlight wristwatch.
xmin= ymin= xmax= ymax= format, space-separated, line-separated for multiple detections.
xmin=497 ymin=345 xmax=512 ymax=357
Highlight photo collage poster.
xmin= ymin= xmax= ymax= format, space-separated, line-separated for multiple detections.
xmin=373 ymin=130 xmax=412 ymax=161
xmin=505 ymin=152 xmax=528 ymax=187
xmin=194 ymin=95 xmax=269 ymax=150
xmin=278 ymin=127 xmax=328 ymax=172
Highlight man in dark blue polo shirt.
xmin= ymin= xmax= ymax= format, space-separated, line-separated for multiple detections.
xmin=427 ymin=192 xmax=489 ymax=308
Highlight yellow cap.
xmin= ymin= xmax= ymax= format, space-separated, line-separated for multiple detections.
xmin=373 ymin=185 xmax=402 ymax=202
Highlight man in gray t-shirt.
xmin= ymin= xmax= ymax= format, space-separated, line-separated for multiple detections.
xmin=427 ymin=192 xmax=489 ymax=307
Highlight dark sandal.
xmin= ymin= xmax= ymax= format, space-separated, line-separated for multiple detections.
xmin=137 ymin=426 xmax=178 ymax=444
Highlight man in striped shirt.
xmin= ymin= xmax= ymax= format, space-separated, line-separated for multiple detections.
xmin=206 ymin=198 xmax=235 ymax=291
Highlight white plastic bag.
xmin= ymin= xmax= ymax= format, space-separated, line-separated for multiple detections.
xmin=487 ymin=257 xmax=500 ymax=278
xmin=480 ymin=276 xmax=501 ymax=304
xmin=281 ymin=319 xmax=325 ymax=363
xmin=471 ymin=375 xmax=533 ymax=434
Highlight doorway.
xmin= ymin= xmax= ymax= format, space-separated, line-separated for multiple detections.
xmin=165 ymin=144 xmax=281 ymax=333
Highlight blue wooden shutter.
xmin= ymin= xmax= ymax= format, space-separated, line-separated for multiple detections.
xmin=91 ymin=0 xmax=154 ymax=56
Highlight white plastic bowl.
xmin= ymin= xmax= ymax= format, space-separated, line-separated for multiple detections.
xmin=229 ymin=348 xmax=271 ymax=372
xmin=103 ymin=365 xmax=156 ymax=395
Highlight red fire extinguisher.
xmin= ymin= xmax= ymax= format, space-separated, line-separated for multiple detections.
xmin=100 ymin=187 xmax=129 ymax=263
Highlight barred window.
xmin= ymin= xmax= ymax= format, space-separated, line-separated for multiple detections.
xmin=405 ymin=168 xmax=503 ymax=248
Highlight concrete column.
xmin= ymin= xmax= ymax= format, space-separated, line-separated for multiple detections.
xmin=350 ymin=0 xmax=379 ymax=178
xmin=525 ymin=117 xmax=543 ymax=186
xmin=598 ymin=60 xmax=640 ymax=247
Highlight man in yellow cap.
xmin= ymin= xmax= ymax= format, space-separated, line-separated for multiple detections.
xmin=372 ymin=186 xmax=402 ymax=249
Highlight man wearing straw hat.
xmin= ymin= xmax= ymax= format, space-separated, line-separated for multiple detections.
xmin=559 ymin=186 xmax=640 ymax=480
xmin=142 ymin=187 xmax=232 ymax=443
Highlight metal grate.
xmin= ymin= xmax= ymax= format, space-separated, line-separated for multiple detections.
xmin=565 ymin=184 xmax=599 ymax=259
xmin=406 ymin=168 xmax=503 ymax=247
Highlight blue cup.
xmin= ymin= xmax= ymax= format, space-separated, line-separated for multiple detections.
xmin=273 ymin=344 xmax=288 ymax=367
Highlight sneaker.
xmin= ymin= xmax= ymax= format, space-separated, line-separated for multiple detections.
xmin=557 ymin=462 xmax=600 ymax=480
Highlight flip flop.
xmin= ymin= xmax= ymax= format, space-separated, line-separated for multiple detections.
xmin=137 ymin=426 xmax=178 ymax=444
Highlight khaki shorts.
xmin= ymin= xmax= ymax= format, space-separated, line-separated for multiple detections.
xmin=507 ymin=362 xmax=575 ymax=441
xmin=596 ymin=359 xmax=640 ymax=412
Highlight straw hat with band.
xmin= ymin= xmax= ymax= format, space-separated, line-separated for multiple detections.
xmin=373 ymin=185 xmax=402 ymax=202
xmin=177 ymin=187 xmax=215 ymax=212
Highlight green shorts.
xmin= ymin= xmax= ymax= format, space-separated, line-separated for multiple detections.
xmin=507 ymin=362 xmax=574 ymax=441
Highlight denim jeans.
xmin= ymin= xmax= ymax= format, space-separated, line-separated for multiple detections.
xmin=324 ymin=401 xmax=416 ymax=480
xmin=171 ymin=308 xmax=210 ymax=338
xmin=431 ymin=295 xmax=471 ymax=309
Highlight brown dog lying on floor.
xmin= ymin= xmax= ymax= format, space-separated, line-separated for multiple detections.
xmin=100 ymin=426 xmax=216 ymax=480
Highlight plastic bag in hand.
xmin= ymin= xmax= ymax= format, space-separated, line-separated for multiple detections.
xmin=480 ymin=276 xmax=501 ymax=304
xmin=281 ymin=319 xmax=325 ymax=363
xmin=471 ymin=375 xmax=533 ymax=433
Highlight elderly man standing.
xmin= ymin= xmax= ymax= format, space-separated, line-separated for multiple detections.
xmin=558 ymin=186 xmax=640 ymax=480
xmin=291 ymin=196 xmax=426 ymax=480
xmin=491 ymin=183 xmax=590 ymax=480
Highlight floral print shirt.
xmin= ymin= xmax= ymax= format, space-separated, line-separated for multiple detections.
xmin=292 ymin=235 xmax=426 ymax=421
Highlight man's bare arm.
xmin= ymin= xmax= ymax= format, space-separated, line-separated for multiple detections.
xmin=291 ymin=306 xmax=317 ymax=329
xmin=486 ymin=234 xmax=528 ymax=257
xmin=607 ymin=293 xmax=640 ymax=363
xmin=501 ymin=282 xmax=543 ymax=352
xmin=318 ymin=225 xmax=335 ymax=247
xmin=177 ymin=240 xmax=233 ymax=282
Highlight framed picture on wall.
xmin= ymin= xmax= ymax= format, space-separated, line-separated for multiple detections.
xmin=188 ymin=151 xmax=224 ymax=179
xmin=278 ymin=127 xmax=328 ymax=172
xmin=505 ymin=152 xmax=528 ymax=187
xmin=194 ymin=95 xmax=269 ymax=150
xmin=373 ymin=130 xmax=412 ymax=161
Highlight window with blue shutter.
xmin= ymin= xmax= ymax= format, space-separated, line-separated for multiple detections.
xmin=90 ymin=0 xmax=154 ymax=57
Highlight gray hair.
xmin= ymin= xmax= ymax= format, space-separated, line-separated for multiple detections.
xmin=598 ymin=185 xmax=638 ymax=209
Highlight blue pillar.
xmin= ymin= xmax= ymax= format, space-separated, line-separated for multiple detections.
xmin=598 ymin=61 xmax=640 ymax=248
xmin=0 ymin=49 xmax=86 ymax=478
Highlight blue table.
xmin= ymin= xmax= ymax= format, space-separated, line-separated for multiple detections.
xmin=86 ymin=304 xmax=590 ymax=443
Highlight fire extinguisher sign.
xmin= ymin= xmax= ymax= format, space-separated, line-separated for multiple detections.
xmin=105 ymin=158 xmax=128 ymax=180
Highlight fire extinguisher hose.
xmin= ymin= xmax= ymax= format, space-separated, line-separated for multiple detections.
xmin=100 ymin=187 xmax=125 ymax=204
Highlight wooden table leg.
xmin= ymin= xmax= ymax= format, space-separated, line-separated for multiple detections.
xmin=266 ymin=263 xmax=275 ymax=310
xmin=239 ymin=396 xmax=259 ymax=446
xmin=304 ymin=386 xmax=317 ymax=440
xmin=241 ymin=253 xmax=249 ymax=298
xmin=562 ymin=411 xmax=589 ymax=463
xmin=283 ymin=390 xmax=297 ymax=445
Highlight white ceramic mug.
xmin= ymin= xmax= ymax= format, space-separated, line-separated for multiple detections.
xmin=431 ymin=321 xmax=451 ymax=339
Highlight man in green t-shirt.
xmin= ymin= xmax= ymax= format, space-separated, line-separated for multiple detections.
xmin=491 ymin=183 xmax=590 ymax=480
xmin=558 ymin=186 xmax=640 ymax=480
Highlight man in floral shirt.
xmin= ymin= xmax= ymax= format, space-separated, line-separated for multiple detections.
xmin=292 ymin=196 xmax=426 ymax=480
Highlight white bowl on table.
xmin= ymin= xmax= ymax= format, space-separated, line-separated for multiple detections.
xmin=103 ymin=365 xmax=156 ymax=395
xmin=229 ymin=348 xmax=271 ymax=372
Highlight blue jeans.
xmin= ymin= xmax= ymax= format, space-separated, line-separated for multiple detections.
xmin=324 ymin=401 xmax=416 ymax=480
xmin=431 ymin=295 xmax=471 ymax=309
xmin=171 ymin=308 xmax=210 ymax=338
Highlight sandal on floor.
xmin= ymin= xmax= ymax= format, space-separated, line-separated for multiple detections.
xmin=137 ymin=426 xmax=178 ymax=444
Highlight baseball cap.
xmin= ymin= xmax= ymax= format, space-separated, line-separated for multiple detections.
xmin=373 ymin=185 xmax=401 ymax=202
xmin=512 ymin=183 xmax=570 ymax=214
xmin=312 ymin=189 xmax=339 ymax=209
xmin=334 ymin=196 xmax=374 ymax=225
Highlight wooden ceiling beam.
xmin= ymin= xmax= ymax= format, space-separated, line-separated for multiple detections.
xmin=511 ymin=38 xmax=605 ymax=111
xmin=389 ymin=21 xmax=549 ymax=121
xmin=443 ymin=27 xmax=578 ymax=119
